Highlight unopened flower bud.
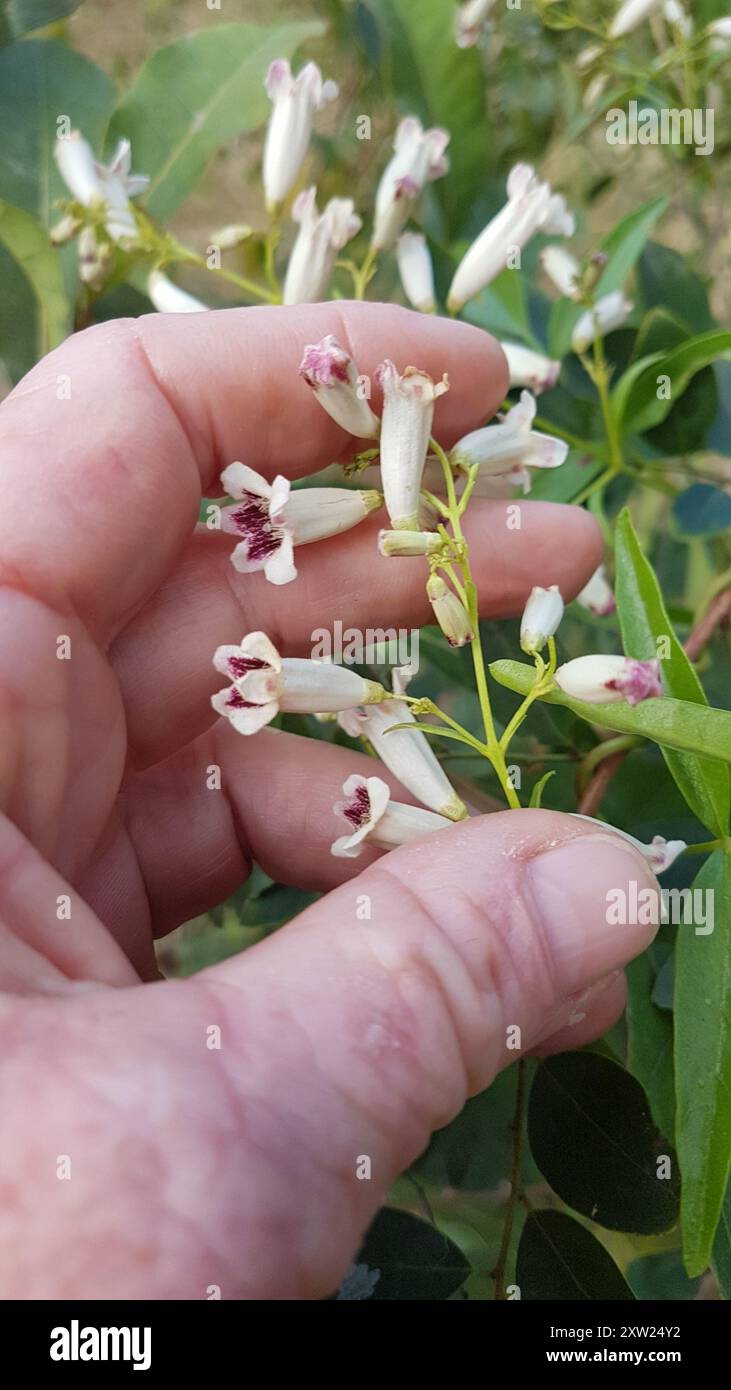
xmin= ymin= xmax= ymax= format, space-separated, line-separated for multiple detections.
xmin=396 ymin=232 xmax=436 ymax=313
xmin=427 ymin=574 xmax=474 ymax=647
xmin=540 ymin=245 xmax=582 ymax=300
xmin=500 ymin=342 xmax=561 ymax=394
xmin=376 ymin=360 xmax=449 ymax=530
xmin=576 ymin=564 xmax=616 ymax=617
xmin=520 ymin=584 xmax=564 ymax=655
xmin=212 ymin=223 xmax=253 ymax=250
xmin=262 ymin=59 xmax=338 ymax=212
xmin=610 ymin=0 xmax=663 ymax=40
xmin=378 ymin=530 xmax=442 ymax=557
xmin=49 ymin=212 xmax=83 ymax=245
xmin=554 ymin=655 xmax=662 ymax=705
xmin=571 ymin=291 xmax=633 ymax=352
xmin=147 ymin=270 xmax=207 ymax=313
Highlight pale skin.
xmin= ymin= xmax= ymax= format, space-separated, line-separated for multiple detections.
xmin=0 ymin=301 xmax=660 ymax=1299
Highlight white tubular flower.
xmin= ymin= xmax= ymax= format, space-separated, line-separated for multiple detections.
xmin=555 ymin=655 xmax=662 ymax=705
xmin=54 ymin=130 xmax=149 ymax=242
xmin=447 ymin=164 xmax=575 ymax=313
xmin=708 ymin=18 xmax=731 ymax=49
xmin=212 ymin=634 xmax=386 ymax=736
xmin=450 ymin=390 xmax=568 ymax=490
xmin=520 ymin=584 xmax=564 ymax=655
xmin=571 ymin=816 xmax=686 ymax=875
xmin=331 ymin=775 xmax=451 ymax=858
xmin=299 ymin=335 xmax=380 ymax=438
xmin=147 ymin=270 xmax=207 ymax=313
xmin=427 ymin=574 xmax=474 ymax=647
xmin=283 ymin=187 xmax=361 ymax=305
xmin=571 ymin=291 xmax=633 ymax=353
xmin=378 ymin=529 xmax=441 ymax=557
xmin=219 ymin=462 xmax=381 ymax=585
xmin=576 ymin=564 xmax=616 ymax=617
xmin=610 ymin=0 xmax=663 ymax=39
xmin=663 ymin=1 xmax=691 ymax=36
xmin=338 ymin=688 xmax=466 ymax=821
xmin=376 ymin=361 xmax=449 ymax=529
xmin=371 ymin=117 xmax=450 ymax=252
xmin=455 ymin=0 xmax=496 ymax=47
xmin=396 ymin=232 xmax=436 ymax=313
xmin=262 ymin=59 xmax=338 ymax=212
xmin=540 ymin=245 xmax=582 ymax=300
xmin=500 ymin=342 xmax=561 ymax=394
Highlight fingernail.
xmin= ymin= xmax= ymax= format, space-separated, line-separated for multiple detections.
xmin=528 ymin=833 xmax=660 ymax=996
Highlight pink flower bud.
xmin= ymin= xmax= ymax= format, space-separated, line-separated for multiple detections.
xmin=555 ymin=655 xmax=663 ymax=705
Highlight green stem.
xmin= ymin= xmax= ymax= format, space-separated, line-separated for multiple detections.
xmin=169 ymin=244 xmax=279 ymax=305
xmin=493 ymin=1058 xmax=526 ymax=1299
xmin=577 ymin=734 xmax=644 ymax=795
xmin=353 ymin=245 xmax=378 ymax=300
xmin=430 ymin=434 xmax=521 ymax=810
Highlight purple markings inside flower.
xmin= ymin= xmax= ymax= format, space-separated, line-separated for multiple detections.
xmin=343 ymin=782 xmax=371 ymax=830
xmin=299 ymin=336 xmax=350 ymax=387
xmin=227 ymin=494 xmax=284 ymax=562
xmin=227 ymin=653 xmax=268 ymax=680
xmin=226 ymin=687 xmax=257 ymax=710
xmin=606 ymin=658 xmax=662 ymax=706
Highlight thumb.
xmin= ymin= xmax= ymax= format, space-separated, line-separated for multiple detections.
xmin=207 ymin=809 xmax=659 ymax=1297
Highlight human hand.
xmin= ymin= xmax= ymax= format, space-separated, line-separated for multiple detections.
xmin=0 ymin=302 xmax=659 ymax=1298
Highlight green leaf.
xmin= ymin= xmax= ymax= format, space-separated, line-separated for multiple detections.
xmin=614 ymin=330 xmax=731 ymax=435
xmin=0 ymin=201 xmax=69 ymax=355
xmin=674 ymin=484 xmax=731 ymax=538
xmin=638 ymin=241 xmax=715 ymax=335
xmin=516 ymin=1210 xmax=635 ymax=1300
xmin=614 ymin=508 xmax=729 ymax=835
xmin=412 ymin=1068 xmax=517 ymax=1192
xmin=595 ymin=197 xmax=668 ymax=299
xmin=489 ymin=659 xmax=731 ymax=767
xmin=108 ymin=20 xmax=325 ymax=222
xmin=0 ymin=39 xmax=114 ymax=226
xmin=675 ymin=850 xmax=731 ymax=1276
xmin=712 ymin=1173 xmax=731 ymax=1300
xmin=528 ymin=1052 xmax=679 ymax=1234
xmin=366 ymin=0 xmax=489 ymax=238
xmin=1 ymin=0 xmax=86 ymax=38
xmin=352 ymin=1208 xmax=470 ymax=1299
xmin=465 ymin=268 xmax=536 ymax=347
xmin=626 ymin=954 xmax=676 ymax=1145
xmin=529 ymin=770 xmax=555 ymax=808
xmin=627 ymin=1251 xmax=700 ymax=1301
xmin=548 ymin=295 xmax=582 ymax=359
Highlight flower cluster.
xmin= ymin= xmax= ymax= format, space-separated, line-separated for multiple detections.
xmin=50 ymin=54 xmax=688 ymax=881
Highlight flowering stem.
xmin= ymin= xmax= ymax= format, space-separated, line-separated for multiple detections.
xmin=588 ymin=332 xmax=623 ymax=476
xmin=429 ymin=435 xmax=521 ymax=810
xmin=353 ymin=245 xmax=378 ymax=299
xmin=166 ymin=242 xmax=280 ymax=305
xmin=498 ymin=643 xmax=558 ymax=754
xmin=576 ymin=733 xmax=644 ymax=796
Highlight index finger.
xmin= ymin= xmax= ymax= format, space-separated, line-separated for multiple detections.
xmin=0 ymin=302 xmax=507 ymax=641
